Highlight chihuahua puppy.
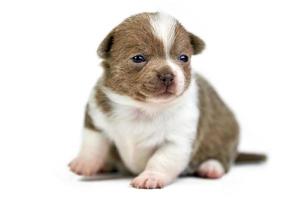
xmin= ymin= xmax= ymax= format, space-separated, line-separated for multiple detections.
xmin=69 ymin=12 xmax=265 ymax=189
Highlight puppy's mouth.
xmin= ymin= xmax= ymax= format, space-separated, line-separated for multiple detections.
xmin=156 ymin=85 xmax=176 ymax=97
xmin=146 ymin=84 xmax=178 ymax=103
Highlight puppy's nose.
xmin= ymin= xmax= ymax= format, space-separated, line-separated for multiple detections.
xmin=158 ymin=73 xmax=174 ymax=86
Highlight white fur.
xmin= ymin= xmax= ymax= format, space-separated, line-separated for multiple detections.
xmin=198 ymin=159 xmax=225 ymax=178
xmin=88 ymin=77 xmax=200 ymax=175
xmin=167 ymin=60 xmax=185 ymax=95
xmin=78 ymin=128 xmax=110 ymax=160
xmin=149 ymin=13 xmax=186 ymax=95
xmin=69 ymin=128 xmax=111 ymax=176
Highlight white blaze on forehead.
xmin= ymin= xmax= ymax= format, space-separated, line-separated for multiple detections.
xmin=149 ymin=13 xmax=186 ymax=95
xmin=149 ymin=12 xmax=177 ymax=54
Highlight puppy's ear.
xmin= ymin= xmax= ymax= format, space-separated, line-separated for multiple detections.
xmin=97 ymin=31 xmax=114 ymax=59
xmin=189 ymin=32 xmax=205 ymax=55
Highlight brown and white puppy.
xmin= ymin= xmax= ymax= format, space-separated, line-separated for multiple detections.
xmin=69 ymin=12 xmax=266 ymax=189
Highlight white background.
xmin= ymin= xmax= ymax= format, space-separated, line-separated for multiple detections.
xmin=0 ymin=0 xmax=299 ymax=199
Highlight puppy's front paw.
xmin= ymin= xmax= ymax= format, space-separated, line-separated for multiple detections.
xmin=69 ymin=156 xmax=104 ymax=176
xmin=131 ymin=171 xmax=169 ymax=189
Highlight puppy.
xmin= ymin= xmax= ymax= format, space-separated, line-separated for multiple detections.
xmin=69 ymin=12 xmax=266 ymax=189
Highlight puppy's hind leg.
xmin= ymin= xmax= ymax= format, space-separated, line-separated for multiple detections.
xmin=197 ymin=159 xmax=225 ymax=179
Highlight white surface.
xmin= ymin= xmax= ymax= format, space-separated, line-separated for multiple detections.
xmin=0 ymin=0 xmax=299 ymax=199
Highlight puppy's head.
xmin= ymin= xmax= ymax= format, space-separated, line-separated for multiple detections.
xmin=98 ymin=12 xmax=205 ymax=104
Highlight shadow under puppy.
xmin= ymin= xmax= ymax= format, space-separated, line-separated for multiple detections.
xmin=69 ymin=12 xmax=266 ymax=189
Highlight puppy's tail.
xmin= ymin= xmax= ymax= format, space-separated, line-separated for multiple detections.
xmin=235 ymin=152 xmax=267 ymax=164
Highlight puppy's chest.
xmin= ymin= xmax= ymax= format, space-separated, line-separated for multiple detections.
xmin=105 ymin=105 xmax=194 ymax=174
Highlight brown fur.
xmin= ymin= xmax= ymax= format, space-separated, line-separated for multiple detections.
xmin=98 ymin=13 xmax=164 ymax=101
xmin=235 ymin=152 xmax=267 ymax=164
xmin=189 ymin=32 xmax=205 ymax=54
xmin=94 ymin=83 xmax=111 ymax=113
xmin=188 ymin=74 xmax=239 ymax=173
xmin=96 ymin=12 xmax=203 ymax=102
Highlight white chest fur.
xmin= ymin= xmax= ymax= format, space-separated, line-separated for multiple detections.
xmin=89 ymin=78 xmax=200 ymax=174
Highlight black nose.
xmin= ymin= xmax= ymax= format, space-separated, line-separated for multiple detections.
xmin=158 ymin=73 xmax=174 ymax=86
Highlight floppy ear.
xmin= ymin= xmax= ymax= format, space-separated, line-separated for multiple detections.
xmin=97 ymin=31 xmax=114 ymax=59
xmin=189 ymin=32 xmax=205 ymax=55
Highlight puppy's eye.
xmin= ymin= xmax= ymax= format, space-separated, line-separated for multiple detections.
xmin=178 ymin=54 xmax=189 ymax=62
xmin=131 ymin=54 xmax=146 ymax=63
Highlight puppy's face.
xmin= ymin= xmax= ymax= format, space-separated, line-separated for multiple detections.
xmin=98 ymin=12 xmax=204 ymax=103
